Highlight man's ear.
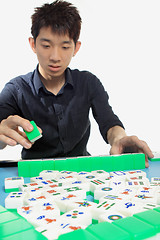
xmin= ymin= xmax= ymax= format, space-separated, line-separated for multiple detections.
xmin=73 ymin=41 xmax=81 ymax=56
xmin=29 ymin=37 xmax=36 ymax=53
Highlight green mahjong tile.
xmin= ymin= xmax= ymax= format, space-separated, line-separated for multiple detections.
xmin=54 ymin=159 xmax=67 ymax=171
xmin=1 ymin=228 xmax=47 ymax=240
xmin=101 ymin=156 xmax=115 ymax=172
xmin=77 ymin=156 xmax=92 ymax=172
xmin=0 ymin=206 xmax=7 ymax=214
xmin=24 ymin=121 xmax=42 ymax=142
xmin=113 ymin=216 xmax=156 ymax=240
xmin=134 ymin=210 xmax=160 ymax=232
xmin=0 ymin=218 xmax=33 ymax=237
xmin=87 ymin=221 xmax=130 ymax=240
xmin=66 ymin=157 xmax=79 ymax=171
xmin=29 ymin=160 xmax=43 ymax=177
xmin=153 ymin=207 xmax=160 ymax=213
xmin=41 ymin=159 xmax=55 ymax=170
xmin=18 ymin=160 xmax=31 ymax=177
xmin=133 ymin=153 xmax=145 ymax=169
xmin=0 ymin=211 xmax=19 ymax=224
xmin=58 ymin=229 xmax=99 ymax=240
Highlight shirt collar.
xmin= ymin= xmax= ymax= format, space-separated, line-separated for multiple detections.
xmin=33 ymin=65 xmax=74 ymax=96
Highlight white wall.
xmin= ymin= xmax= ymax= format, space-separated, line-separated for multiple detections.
xmin=0 ymin=0 xmax=160 ymax=160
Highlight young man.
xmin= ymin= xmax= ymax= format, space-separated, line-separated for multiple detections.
xmin=0 ymin=0 xmax=153 ymax=166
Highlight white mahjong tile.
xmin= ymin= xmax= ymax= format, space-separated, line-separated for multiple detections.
xmin=59 ymin=171 xmax=78 ymax=178
xmin=17 ymin=205 xmax=39 ymax=220
xmin=142 ymin=203 xmax=160 ymax=211
xmin=25 ymin=186 xmax=44 ymax=197
xmin=90 ymin=179 xmax=109 ymax=193
xmin=59 ymin=208 xmax=92 ymax=226
xmin=42 ymin=188 xmax=64 ymax=200
xmin=58 ymin=222 xmax=87 ymax=236
xmin=66 ymin=200 xmax=97 ymax=215
xmin=132 ymin=193 xmax=158 ymax=204
xmin=110 ymin=180 xmax=126 ymax=189
xmin=25 ymin=194 xmax=52 ymax=206
xmin=82 ymin=174 xmax=97 ymax=183
xmin=68 ymin=180 xmax=90 ymax=192
xmin=126 ymin=180 xmax=149 ymax=189
xmin=5 ymin=192 xmax=27 ymax=209
xmin=151 ymin=177 xmax=160 ymax=183
xmin=36 ymin=224 xmax=60 ymax=240
xmin=91 ymin=170 xmax=109 ymax=179
xmin=28 ymin=211 xmax=60 ymax=228
xmin=77 ymin=171 xmax=90 ymax=180
xmin=114 ymin=201 xmax=144 ymax=216
xmin=54 ymin=193 xmax=82 ymax=213
xmin=92 ymin=200 xmax=117 ymax=220
xmin=136 ymin=186 xmax=157 ymax=195
xmin=98 ymin=209 xmax=126 ymax=223
xmin=62 ymin=186 xmax=86 ymax=199
xmin=109 ymin=171 xmax=127 ymax=180
xmin=150 ymin=182 xmax=160 ymax=187
xmin=99 ymin=194 xmax=124 ymax=204
xmin=126 ymin=170 xmax=147 ymax=178
xmin=5 ymin=177 xmax=24 ymax=189
xmin=117 ymin=188 xmax=137 ymax=200
xmin=39 ymin=170 xmax=60 ymax=179
xmin=126 ymin=175 xmax=148 ymax=182
xmin=30 ymin=176 xmax=44 ymax=182
xmin=94 ymin=187 xmax=117 ymax=203
xmin=56 ymin=176 xmax=78 ymax=186
xmin=19 ymin=182 xmax=43 ymax=192
xmin=39 ymin=179 xmax=61 ymax=188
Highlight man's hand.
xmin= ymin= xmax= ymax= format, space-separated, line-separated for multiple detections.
xmin=0 ymin=115 xmax=42 ymax=149
xmin=107 ymin=126 xmax=154 ymax=168
xmin=110 ymin=135 xmax=154 ymax=168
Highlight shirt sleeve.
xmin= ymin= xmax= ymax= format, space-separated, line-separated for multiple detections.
xmin=88 ymin=74 xmax=125 ymax=143
xmin=0 ymin=81 xmax=21 ymax=122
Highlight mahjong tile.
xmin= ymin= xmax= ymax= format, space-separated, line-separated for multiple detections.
xmin=66 ymin=200 xmax=97 ymax=215
xmin=110 ymin=180 xmax=126 ymax=189
xmin=94 ymin=187 xmax=117 ymax=203
xmin=5 ymin=192 xmax=27 ymax=209
xmin=126 ymin=170 xmax=146 ymax=178
xmin=40 ymin=170 xmax=60 ymax=179
xmin=28 ymin=211 xmax=60 ymax=227
xmin=30 ymin=176 xmax=44 ymax=182
xmin=98 ymin=209 xmax=125 ymax=223
xmin=62 ymin=186 xmax=86 ymax=199
xmin=59 ymin=209 xmax=92 ymax=226
xmin=90 ymin=179 xmax=109 ymax=193
xmin=91 ymin=170 xmax=109 ymax=179
xmin=115 ymin=201 xmax=144 ymax=216
xmin=54 ymin=193 xmax=82 ymax=213
xmin=109 ymin=171 xmax=127 ymax=180
xmin=92 ymin=200 xmax=117 ymax=220
xmin=126 ymin=180 xmax=149 ymax=189
xmin=17 ymin=205 xmax=38 ymax=220
xmin=132 ymin=192 xmax=158 ymax=204
xmin=5 ymin=177 xmax=24 ymax=190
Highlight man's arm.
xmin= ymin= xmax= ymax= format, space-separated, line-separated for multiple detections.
xmin=0 ymin=115 xmax=39 ymax=149
xmin=107 ymin=125 xmax=154 ymax=167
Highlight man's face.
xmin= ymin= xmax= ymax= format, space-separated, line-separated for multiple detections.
xmin=29 ymin=26 xmax=80 ymax=80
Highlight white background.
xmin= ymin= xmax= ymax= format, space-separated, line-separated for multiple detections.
xmin=0 ymin=0 xmax=160 ymax=160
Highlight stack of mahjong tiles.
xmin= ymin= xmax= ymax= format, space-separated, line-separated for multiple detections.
xmin=4 ymin=170 xmax=160 ymax=240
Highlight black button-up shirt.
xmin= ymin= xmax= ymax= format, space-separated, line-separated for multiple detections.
xmin=0 ymin=66 xmax=124 ymax=159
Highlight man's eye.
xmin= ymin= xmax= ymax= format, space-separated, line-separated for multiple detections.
xmin=42 ymin=45 xmax=50 ymax=48
xmin=63 ymin=46 xmax=69 ymax=50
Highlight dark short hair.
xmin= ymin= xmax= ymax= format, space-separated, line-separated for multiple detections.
xmin=31 ymin=0 xmax=82 ymax=44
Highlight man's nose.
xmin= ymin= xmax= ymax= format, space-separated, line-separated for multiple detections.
xmin=49 ymin=47 xmax=61 ymax=62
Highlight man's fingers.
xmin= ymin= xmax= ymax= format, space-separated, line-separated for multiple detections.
xmin=2 ymin=115 xmax=33 ymax=132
